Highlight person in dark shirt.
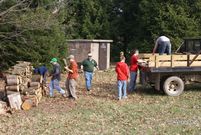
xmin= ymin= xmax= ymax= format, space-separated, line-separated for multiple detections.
xmin=49 ymin=58 xmax=66 ymax=97
xmin=81 ymin=53 xmax=98 ymax=91
xmin=34 ymin=64 xmax=48 ymax=84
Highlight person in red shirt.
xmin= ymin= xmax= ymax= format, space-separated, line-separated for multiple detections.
xmin=65 ymin=55 xmax=79 ymax=100
xmin=115 ymin=56 xmax=129 ymax=100
xmin=129 ymin=49 xmax=139 ymax=92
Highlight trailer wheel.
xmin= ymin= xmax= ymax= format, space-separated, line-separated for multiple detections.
xmin=163 ymin=76 xmax=184 ymax=96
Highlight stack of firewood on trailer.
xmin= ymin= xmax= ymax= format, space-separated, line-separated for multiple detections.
xmin=4 ymin=61 xmax=45 ymax=111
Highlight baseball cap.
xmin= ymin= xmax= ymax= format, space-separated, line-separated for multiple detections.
xmin=67 ymin=55 xmax=74 ymax=59
xmin=50 ymin=58 xmax=57 ymax=63
xmin=88 ymin=53 xmax=92 ymax=57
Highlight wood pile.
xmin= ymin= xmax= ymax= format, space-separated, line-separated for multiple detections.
xmin=4 ymin=61 xmax=44 ymax=111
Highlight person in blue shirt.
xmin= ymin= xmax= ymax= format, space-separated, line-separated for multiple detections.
xmin=34 ymin=64 xmax=48 ymax=84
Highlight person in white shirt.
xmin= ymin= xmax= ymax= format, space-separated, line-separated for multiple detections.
xmin=152 ymin=36 xmax=171 ymax=55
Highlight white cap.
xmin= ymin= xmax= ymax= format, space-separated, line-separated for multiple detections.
xmin=67 ymin=55 xmax=74 ymax=59
xmin=88 ymin=53 xmax=92 ymax=57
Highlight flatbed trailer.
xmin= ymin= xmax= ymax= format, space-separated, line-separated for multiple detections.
xmin=139 ymin=53 xmax=201 ymax=96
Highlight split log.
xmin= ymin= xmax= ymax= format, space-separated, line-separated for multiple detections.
xmin=19 ymin=85 xmax=26 ymax=92
xmin=21 ymin=100 xmax=32 ymax=111
xmin=36 ymin=92 xmax=42 ymax=102
xmin=18 ymin=76 xmax=22 ymax=84
xmin=6 ymin=85 xmax=20 ymax=91
xmin=29 ymin=82 xmax=40 ymax=88
xmin=31 ymin=75 xmax=42 ymax=83
xmin=7 ymin=92 xmax=22 ymax=110
xmin=6 ymin=78 xmax=20 ymax=86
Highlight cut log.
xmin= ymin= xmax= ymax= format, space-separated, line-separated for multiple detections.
xmin=31 ymin=75 xmax=42 ymax=83
xmin=6 ymin=75 xmax=18 ymax=79
xmin=7 ymin=92 xmax=22 ymax=110
xmin=21 ymin=100 xmax=32 ymax=111
xmin=23 ymin=88 xmax=39 ymax=95
xmin=29 ymin=82 xmax=40 ymax=88
xmin=6 ymin=85 xmax=20 ymax=91
xmin=6 ymin=78 xmax=20 ymax=86
xmin=6 ymin=90 xmax=18 ymax=95
xmin=22 ymin=95 xmax=38 ymax=107
xmin=0 ymin=101 xmax=7 ymax=115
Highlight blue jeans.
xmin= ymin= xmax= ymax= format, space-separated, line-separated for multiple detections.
xmin=84 ymin=71 xmax=93 ymax=91
xmin=118 ymin=80 xmax=127 ymax=98
xmin=129 ymin=71 xmax=137 ymax=92
xmin=49 ymin=79 xmax=65 ymax=97
xmin=158 ymin=41 xmax=171 ymax=55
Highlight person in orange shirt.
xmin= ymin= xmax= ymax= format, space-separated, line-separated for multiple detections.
xmin=65 ymin=55 xmax=79 ymax=100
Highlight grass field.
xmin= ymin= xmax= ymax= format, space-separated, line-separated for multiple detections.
xmin=0 ymin=70 xmax=201 ymax=135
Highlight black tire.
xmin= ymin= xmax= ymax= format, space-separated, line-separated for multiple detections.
xmin=163 ymin=76 xmax=184 ymax=96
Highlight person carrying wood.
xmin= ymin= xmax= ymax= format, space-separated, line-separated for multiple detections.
xmin=64 ymin=55 xmax=79 ymax=100
xmin=49 ymin=58 xmax=66 ymax=97
xmin=81 ymin=53 xmax=99 ymax=92
xmin=115 ymin=56 xmax=129 ymax=100
xmin=34 ymin=64 xmax=48 ymax=84
xmin=152 ymin=36 xmax=172 ymax=55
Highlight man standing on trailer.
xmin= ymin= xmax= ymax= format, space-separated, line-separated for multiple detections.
xmin=152 ymin=36 xmax=172 ymax=55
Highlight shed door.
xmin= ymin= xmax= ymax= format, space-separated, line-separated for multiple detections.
xmin=91 ymin=43 xmax=99 ymax=66
xmin=99 ymin=43 xmax=108 ymax=70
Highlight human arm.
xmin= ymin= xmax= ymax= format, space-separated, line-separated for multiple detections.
xmin=152 ymin=38 xmax=159 ymax=55
xmin=65 ymin=66 xmax=73 ymax=73
xmin=94 ymin=60 xmax=99 ymax=70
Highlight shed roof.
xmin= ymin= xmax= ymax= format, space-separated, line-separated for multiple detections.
xmin=67 ymin=39 xmax=113 ymax=43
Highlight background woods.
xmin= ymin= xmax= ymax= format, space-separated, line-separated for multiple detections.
xmin=0 ymin=0 xmax=201 ymax=70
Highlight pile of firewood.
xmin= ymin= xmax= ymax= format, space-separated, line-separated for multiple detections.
xmin=21 ymin=75 xmax=43 ymax=110
xmin=5 ymin=61 xmax=44 ymax=111
xmin=6 ymin=61 xmax=32 ymax=93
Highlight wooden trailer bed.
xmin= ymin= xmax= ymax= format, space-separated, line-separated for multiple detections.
xmin=139 ymin=53 xmax=201 ymax=68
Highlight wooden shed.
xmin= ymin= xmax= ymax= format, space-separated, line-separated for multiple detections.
xmin=67 ymin=39 xmax=113 ymax=70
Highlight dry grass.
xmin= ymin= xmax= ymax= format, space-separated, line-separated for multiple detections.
xmin=0 ymin=69 xmax=201 ymax=135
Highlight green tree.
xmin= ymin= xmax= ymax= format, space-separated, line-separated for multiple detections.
xmin=0 ymin=0 xmax=67 ymax=71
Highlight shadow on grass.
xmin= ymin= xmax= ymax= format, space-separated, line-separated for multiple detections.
xmin=185 ymin=83 xmax=201 ymax=92
xmin=89 ymin=82 xmax=165 ymax=100
xmin=131 ymin=84 xmax=165 ymax=96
